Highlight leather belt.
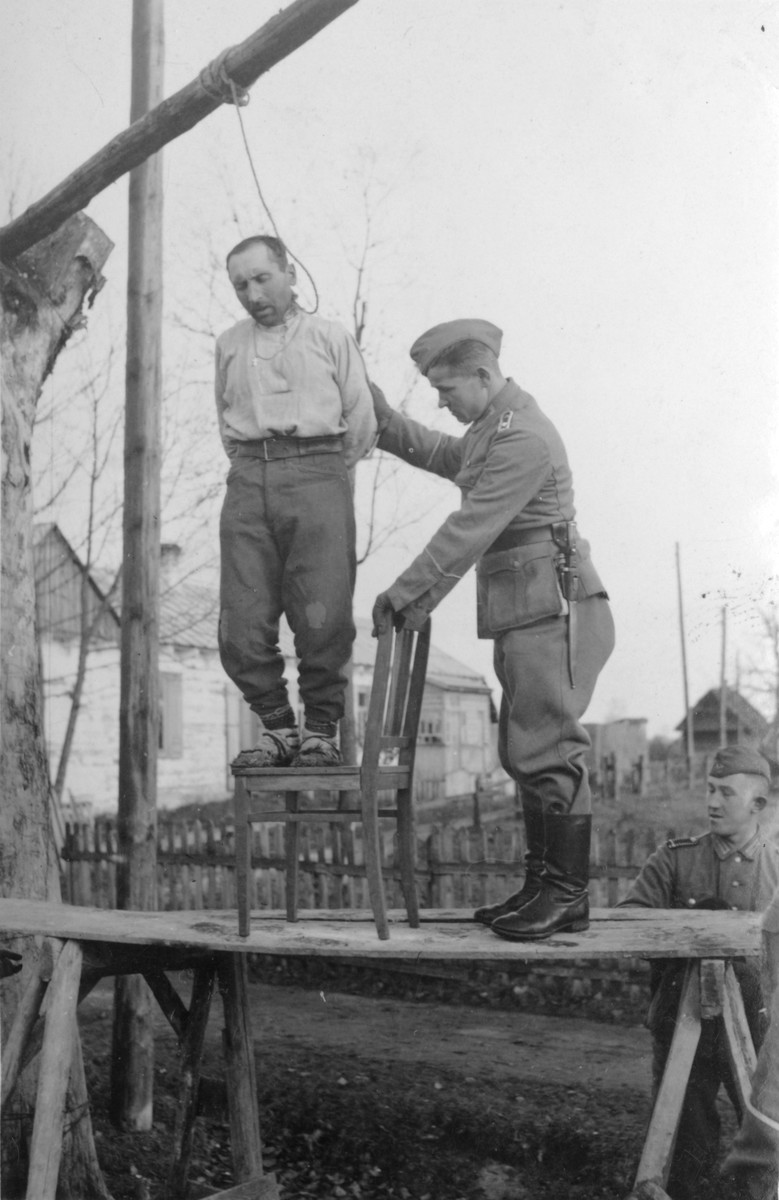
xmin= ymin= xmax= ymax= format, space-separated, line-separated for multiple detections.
xmin=232 ymin=436 xmax=344 ymax=461
xmin=486 ymin=526 xmax=555 ymax=554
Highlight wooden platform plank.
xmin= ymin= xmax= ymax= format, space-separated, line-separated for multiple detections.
xmin=0 ymin=899 xmax=762 ymax=961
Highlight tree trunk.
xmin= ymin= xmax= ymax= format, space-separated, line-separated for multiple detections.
xmin=0 ymin=212 xmax=113 ymax=1197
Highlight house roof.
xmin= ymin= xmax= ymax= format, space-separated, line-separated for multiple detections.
xmin=675 ymin=687 xmax=769 ymax=738
xmin=350 ymin=618 xmax=492 ymax=694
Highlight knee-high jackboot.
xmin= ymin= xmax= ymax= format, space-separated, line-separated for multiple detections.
xmin=490 ymin=813 xmax=591 ymax=941
xmin=473 ymin=802 xmax=544 ymax=925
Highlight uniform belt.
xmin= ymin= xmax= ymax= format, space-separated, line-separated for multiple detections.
xmin=232 ymin=435 xmax=344 ymax=461
xmin=486 ymin=526 xmax=556 ymax=554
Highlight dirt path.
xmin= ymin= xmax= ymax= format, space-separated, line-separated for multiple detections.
xmin=84 ymin=978 xmax=652 ymax=1095
xmin=246 ymin=982 xmax=653 ymax=1092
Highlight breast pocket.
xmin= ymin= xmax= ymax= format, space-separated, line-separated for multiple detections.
xmin=476 ymin=546 xmax=566 ymax=637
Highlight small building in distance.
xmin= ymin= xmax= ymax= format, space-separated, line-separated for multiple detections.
xmin=675 ymin=687 xmax=769 ymax=759
xmin=584 ymin=717 xmax=648 ymax=797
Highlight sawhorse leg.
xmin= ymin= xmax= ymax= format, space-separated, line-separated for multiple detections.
xmin=167 ymin=963 xmax=217 ymax=1199
xmin=625 ymin=958 xmax=758 ymax=1200
xmin=25 ymin=939 xmax=83 ymax=1200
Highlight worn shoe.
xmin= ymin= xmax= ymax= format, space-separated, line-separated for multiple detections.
xmin=232 ymin=727 xmax=300 ymax=769
xmin=291 ymin=733 xmax=342 ymax=768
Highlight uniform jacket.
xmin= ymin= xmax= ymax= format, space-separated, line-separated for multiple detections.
xmin=377 ymin=379 xmax=606 ymax=635
xmin=215 ymin=309 xmax=376 ymax=469
xmin=619 ymin=830 xmax=779 ymax=1038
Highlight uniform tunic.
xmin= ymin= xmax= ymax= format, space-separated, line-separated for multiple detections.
xmin=619 ymin=831 xmax=779 ymax=1198
xmin=377 ymin=379 xmax=614 ymax=814
xmin=215 ymin=309 xmax=376 ymax=726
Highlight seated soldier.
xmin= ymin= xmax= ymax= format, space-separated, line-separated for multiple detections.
xmin=618 ymin=746 xmax=779 ymax=1200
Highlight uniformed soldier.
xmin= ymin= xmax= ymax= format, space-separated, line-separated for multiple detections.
xmin=619 ymin=746 xmax=779 ymax=1200
xmin=722 ymin=883 xmax=779 ymax=1200
xmin=370 ymin=319 xmax=614 ymax=940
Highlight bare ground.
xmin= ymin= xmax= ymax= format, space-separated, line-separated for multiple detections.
xmin=66 ymin=973 xmax=738 ymax=1200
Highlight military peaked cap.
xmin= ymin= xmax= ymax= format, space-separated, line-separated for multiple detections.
xmin=409 ymin=319 xmax=503 ymax=375
xmin=709 ymin=746 xmax=771 ymax=787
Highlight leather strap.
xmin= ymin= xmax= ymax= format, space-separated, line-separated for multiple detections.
xmin=232 ymin=435 xmax=344 ymax=461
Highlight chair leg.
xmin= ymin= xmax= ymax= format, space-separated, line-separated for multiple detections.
xmin=235 ymin=777 xmax=251 ymax=937
xmin=361 ymin=784 xmax=390 ymax=940
xmin=285 ymin=790 xmax=300 ymax=922
xmin=395 ymin=789 xmax=420 ymax=928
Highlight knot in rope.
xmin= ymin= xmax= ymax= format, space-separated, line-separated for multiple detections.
xmin=199 ymin=49 xmax=250 ymax=107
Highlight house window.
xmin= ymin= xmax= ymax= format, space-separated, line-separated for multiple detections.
xmin=159 ymin=672 xmax=183 ymax=758
xmin=356 ymin=689 xmax=370 ymax=739
xmin=418 ymin=717 xmax=442 ymax=745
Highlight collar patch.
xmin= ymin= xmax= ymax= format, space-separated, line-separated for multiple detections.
xmin=497 ymin=410 xmax=514 ymax=432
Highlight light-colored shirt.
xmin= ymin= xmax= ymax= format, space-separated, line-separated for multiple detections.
xmin=214 ymin=308 xmax=376 ymax=468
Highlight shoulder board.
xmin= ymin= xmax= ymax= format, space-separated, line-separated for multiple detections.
xmin=665 ymin=836 xmax=699 ymax=849
xmin=496 ymin=410 xmax=514 ymax=433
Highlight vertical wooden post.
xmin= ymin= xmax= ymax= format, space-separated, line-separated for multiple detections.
xmin=719 ymin=606 xmax=728 ymax=746
xmin=112 ymin=0 xmax=164 ymax=1130
xmin=675 ymin=543 xmax=695 ymax=780
xmin=217 ymin=955 xmax=265 ymax=1182
xmin=26 ymin=940 xmax=83 ymax=1200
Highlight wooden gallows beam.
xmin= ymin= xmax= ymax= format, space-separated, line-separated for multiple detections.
xmin=0 ymin=0 xmax=359 ymax=262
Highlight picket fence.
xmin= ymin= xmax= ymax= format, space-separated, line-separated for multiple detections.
xmin=62 ymin=813 xmax=659 ymax=914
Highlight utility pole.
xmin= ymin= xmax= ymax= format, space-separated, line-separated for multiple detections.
xmin=111 ymin=0 xmax=164 ymax=1131
xmin=675 ymin=543 xmax=695 ymax=780
xmin=719 ymin=605 xmax=728 ymax=747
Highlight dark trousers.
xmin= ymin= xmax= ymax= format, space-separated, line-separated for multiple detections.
xmin=493 ymin=596 xmax=615 ymax=815
xmin=218 ymin=451 xmax=356 ymax=727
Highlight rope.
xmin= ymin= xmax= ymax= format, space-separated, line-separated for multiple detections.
xmin=199 ymin=49 xmax=319 ymax=313
xmin=227 ymin=77 xmax=319 ymax=314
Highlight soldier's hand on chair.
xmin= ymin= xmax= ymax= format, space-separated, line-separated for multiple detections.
xmin=372 ymin=592 xmax=397 ymax=637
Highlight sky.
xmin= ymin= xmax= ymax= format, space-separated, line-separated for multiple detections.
xmin=2 ymin=0 xmax=778 ymax=738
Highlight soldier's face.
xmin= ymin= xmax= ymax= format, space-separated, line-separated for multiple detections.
xmin=228 ymin=244 xmax=295 ymax=327
xmin=427 ymin=366 xmax=491 ymax=424
xmin=706 ymin=773 xmax=763 ymax=843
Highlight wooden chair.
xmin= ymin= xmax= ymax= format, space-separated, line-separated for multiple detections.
xmin=232 ymin=619 xmax=431 ymax=940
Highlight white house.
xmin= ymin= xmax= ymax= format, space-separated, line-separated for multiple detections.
xmin=35 ymin=525 xmax=500 ymax=813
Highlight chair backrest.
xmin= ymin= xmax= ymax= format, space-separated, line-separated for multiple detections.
xmin=361 ymin=620 xmax=431 ymax=782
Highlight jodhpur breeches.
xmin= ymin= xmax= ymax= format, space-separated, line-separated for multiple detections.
xmin=493 ymin=596 xmax=615 ymax=815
